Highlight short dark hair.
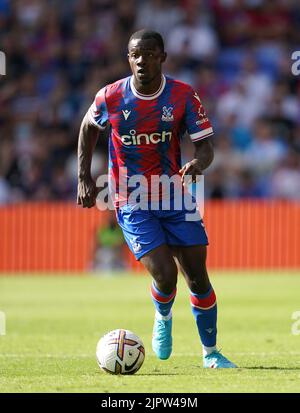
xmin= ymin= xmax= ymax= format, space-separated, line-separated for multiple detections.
xmin=128 ymin=30 xmax=165 ymax=52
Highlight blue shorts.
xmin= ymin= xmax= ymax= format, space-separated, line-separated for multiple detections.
xmin=116 ymin=202 xmax=208 ymax=260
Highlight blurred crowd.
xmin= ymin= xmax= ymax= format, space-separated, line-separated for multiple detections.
xmin=0 ymin=0 xmax=300 ymax=204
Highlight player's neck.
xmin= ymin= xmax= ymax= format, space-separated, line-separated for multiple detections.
xmin=132 ymin=74 xmax=163 ymax=96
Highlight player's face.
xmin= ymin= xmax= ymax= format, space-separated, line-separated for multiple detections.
xmin=128 ymin=38 xmax=166 ymax=86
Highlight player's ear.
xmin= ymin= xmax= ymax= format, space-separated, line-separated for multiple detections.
xmin=161 ymin=52 xmax=167 ymax=63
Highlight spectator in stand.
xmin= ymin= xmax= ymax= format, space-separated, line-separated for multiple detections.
xmin=135 ymin=0 xmax=184 ymax=40
xmin=244 ymin=118 xmax=287 ymax=175
xmin=0 ymin=0 xmax=299 ymax=204
xmin=271 ymin=150 xmax=300 ymax=200
xmin=166 ymin=3 xmax=218 ymax=69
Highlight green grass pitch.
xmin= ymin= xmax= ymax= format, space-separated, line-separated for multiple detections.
xmin=0 ymin=271 xmax=300 ymax=393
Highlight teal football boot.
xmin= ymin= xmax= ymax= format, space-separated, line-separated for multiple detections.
xmin=152 ymin=312 xmax=172 ymax=360
xmin=203 ymin=350 xmax=237 ymax=368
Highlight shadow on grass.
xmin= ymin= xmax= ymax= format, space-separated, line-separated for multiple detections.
xmin=138 ymin=371 xmax=197 ymax=376
xmin=138 ymin=366 xmax=300 ymax=374
xmin=243 ymin=366 xmax=300 ymax=371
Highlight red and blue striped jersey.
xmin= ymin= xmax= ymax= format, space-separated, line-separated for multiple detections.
xmin=87 ymin=75 xmax=213 ymax=206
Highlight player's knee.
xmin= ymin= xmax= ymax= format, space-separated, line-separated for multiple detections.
xmin=188 ymin=278 xmax=210 ymax=295
xmin=152 ymin=264 xmax=178 ymax=294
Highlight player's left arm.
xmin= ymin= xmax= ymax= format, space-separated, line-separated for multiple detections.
xmin=180 ymin=87 xmax=214 ymax=185
xmin=179 ymin=139 xmax=214 ymax=185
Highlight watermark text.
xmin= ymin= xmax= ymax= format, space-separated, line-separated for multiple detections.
xmin=291 ymin=51 xmax=300 ymax=76
xmin=0 ymin=51 xmax=6 ymax=75
xmin=95 ymin=170 xmax=205 ymax=221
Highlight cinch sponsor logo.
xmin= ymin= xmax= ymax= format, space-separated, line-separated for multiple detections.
xmin=121 ymin=129 xmax=172 ymax=146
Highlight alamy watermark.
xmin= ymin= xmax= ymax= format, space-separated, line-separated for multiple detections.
xmin=0 ymin=311 xmax=6 ymax=336
xmin=95 ymin=170 xmax=205 ymax=221
xmin=0 ymin=51 xmax=6 ymax=75
xmin=291 ymin=51 xmax=300 ymax=76
xmin=291 ymin=311 xmax=300 ymax=336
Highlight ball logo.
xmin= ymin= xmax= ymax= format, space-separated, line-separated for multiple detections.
xmin=121 ymin=129 xmax=172 ymax=146
xmin=0 ymin=51 xmax=6 ymax=76
xmin=124 ymin=352 xmax=142 ymax=371
xmin=291 ymin=51 xmax=300 ymax=76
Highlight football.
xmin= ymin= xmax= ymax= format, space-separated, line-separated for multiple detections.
xmin=96 ymin=329 xmax=145 ymax=375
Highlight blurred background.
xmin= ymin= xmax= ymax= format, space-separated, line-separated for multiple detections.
xmin=0 ymin=0 xmax=299 ymax=273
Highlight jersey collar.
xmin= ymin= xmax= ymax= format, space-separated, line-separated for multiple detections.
xmin=130 ymin=75 xmax=166 ymax=100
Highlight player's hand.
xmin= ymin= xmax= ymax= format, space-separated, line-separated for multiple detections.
xmin=77 ymin=176 xmax=99 ymax=208
xmin=179 ymin=159 xmax=203 ymax=186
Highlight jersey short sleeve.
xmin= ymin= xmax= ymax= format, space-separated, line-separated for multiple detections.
xmin=184 ymin=87 xmax=214 ymax=142
xmin=87 ymin=87 xmax=109 ymax=129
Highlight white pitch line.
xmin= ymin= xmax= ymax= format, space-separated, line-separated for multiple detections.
xmin=0 ymin=352 xmax=300 ymax=358
xmin=0 ymin=354 xmax=92 ymax=358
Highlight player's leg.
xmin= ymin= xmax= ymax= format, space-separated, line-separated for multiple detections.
xmin=141 ymin=244 xmax=178 ymax=360
xmin=141 ymin=244 xmax=178 ymax=296
xmin=173 ymin=244 xmax=236 ymax=368
xmin=172 ymin=245 xmax=217 ymax=352
xmin=172 ymin=244 xmax=210 ymax=293
xmin=160 ymin=199 xmax=236 ymax=368
xmin=116 ymin=206 xmax=177 ymax=360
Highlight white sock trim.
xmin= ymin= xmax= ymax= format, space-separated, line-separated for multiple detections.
xmin=155 ymin=310 xmax=172 ymax=321
xmin=203 ymin=345 xmax=217 ymax=357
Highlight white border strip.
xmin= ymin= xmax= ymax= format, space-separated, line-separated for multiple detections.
xmin=190 ymin=127 xmax=213 ymax=141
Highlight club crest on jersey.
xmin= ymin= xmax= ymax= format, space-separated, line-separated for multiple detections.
xmin=161 ymin=106 xmax=174 ymax=122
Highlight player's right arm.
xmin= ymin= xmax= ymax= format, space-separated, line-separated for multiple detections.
xmin=77 ymin=87 xmax=109 ymax=208
xmin=77 ymin=114 xmax=101 ymax=208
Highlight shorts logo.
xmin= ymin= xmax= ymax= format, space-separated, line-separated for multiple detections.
xmin=130 ymin=238 xmax=141 ymax=253
xmin=161 ymin=106 xmax=174 ymax=122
